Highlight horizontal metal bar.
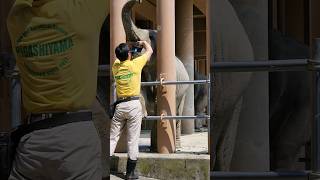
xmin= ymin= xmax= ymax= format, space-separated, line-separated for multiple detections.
xmin=211 ymin=171 xmax=309 ymax=178
xmin=4 ymin=59 xmax=319 ymax=78
xmin=141 ymin=80 xmax=210 ymax=86
xmin=98 ymin=65 xmax=110 ymax=71
xmin=212 ymin=59 xmax=315 ymax=72
xmin=143 ymin=115 xmax=210 ymax=120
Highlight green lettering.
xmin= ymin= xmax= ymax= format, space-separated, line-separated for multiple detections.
xmin=26 ymin=46 xmax=32 ymax=57
xmin=39 ymin=44 xmax=45 ymax=56
xmin=45 ymin=44 xmax=49 ymax=56
xmin=53 ymin=42 xmax=59 ymax=54
xmin=32 ymin=44 xmax=39 ymax=57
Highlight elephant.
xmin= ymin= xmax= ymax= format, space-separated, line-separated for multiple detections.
xmin=121 ymin=0 xmax=190 ymax=148
xmin=211 ymin=0 xmax=311 ymax=171
xmin=269 ymin=31 xmax=311 ymax=170
xmin=194 ymin=71 xmax=209 ymax=130
xmin=210 ymin=0 xmax=253 ymax=170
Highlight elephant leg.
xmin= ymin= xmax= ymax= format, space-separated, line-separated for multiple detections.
xmin=176 ymin=94 xmax=186 ymax=149
xmin=212 ymin=109 xmax=233 ymax=170
xmin=217 ymin=97 xmax=243 ymax=171
xmin=195 ymin=113 xmax=204 ymax=130
xmin=274 ymin=105 xmax=311 ymax=170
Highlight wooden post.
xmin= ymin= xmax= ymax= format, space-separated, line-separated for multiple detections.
xmin=110 ymin=0 xmax=127 ymax=152
xmin=156 ymin=0 xmax=176 ymax=153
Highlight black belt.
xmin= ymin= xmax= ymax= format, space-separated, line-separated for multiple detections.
xmin=116 ymin=96 xmax=140 ymax=104
xmin=11 ymin=112 xmax=92 ymax=143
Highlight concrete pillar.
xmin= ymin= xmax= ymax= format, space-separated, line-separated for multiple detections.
xmin=110 ymin=0 xmax=127 ymax=152
xmin=176 ymin=0 xmax=194 ymax=135
xmin=156 ymin=0 xmax=176 ymax=153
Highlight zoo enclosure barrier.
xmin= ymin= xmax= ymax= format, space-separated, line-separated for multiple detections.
xmin=0 ymin=63 xmax=212 ymax=121
xmin=209 ymin=38 xmax=320 ymax=180
xmin=4 ymin=44 xmax=320 ymax=179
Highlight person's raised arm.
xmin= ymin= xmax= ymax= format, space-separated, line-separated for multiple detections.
xmin=138 ymin=41 xmax=153 ymax=62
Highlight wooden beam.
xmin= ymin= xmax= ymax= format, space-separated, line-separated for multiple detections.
xmin=193 ymin=0 xmax=206 ymax=16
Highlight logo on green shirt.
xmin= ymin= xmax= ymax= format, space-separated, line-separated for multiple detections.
xmin=15 ymin=24 xmax=73 ymax=77
xmin=16 ymin=24 xmax=74 ymax=58
xmin=115 ymin=72 xmax=134 ymax=80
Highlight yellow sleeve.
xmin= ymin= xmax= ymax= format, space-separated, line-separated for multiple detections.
xmin=85 ymin=0 xmax=110 ymax=26
xmin=133 ymin=54 xmax=148 ymax=71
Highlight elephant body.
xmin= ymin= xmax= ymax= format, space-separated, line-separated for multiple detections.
xmin=269 ymin=31 xmax=311 ymax=170
xmin=194 ymin=71 xmax=209 ymax=130
xmin=210 ymin=0 xmax=253 ymax=170
xmin=211 ymin=0 xmax=311 ymax=170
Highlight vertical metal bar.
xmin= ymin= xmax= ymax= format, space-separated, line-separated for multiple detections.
xmin=207 ymin=0 xmax=214 ymax=170
xmin=207 ymin=75 xmax=211 ymax=131
xmin=10 ymin=77 xmax=21 ymax=128
xmin=311 ymin=38 xmax=320 ymax=179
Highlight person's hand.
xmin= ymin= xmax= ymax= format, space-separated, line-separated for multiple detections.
xmin=137 ymin=41 xmax=147 ymax=47
xmin=137 ymin=41 xmax=153 ymax=61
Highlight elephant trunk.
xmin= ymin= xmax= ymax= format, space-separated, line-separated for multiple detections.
xmin=122 ymin=0 xmax=142 ymax=42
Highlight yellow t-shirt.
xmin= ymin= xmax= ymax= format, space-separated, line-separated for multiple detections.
xmin=7 ymin=0 xmax=109 ymax=113
xmin=112 ymin=54 xmax=148 ymax=98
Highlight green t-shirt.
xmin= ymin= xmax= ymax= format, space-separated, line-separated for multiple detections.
xmin=7 ymin=0 xmax=109 ymax=113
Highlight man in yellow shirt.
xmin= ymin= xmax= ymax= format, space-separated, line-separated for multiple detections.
xmin=7 ymin=0 xmax=108 ymax=179
xmin=110 ymin=41 xmax=153 ymax=179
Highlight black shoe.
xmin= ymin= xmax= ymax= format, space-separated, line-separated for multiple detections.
xmin=125 ymin=158 xmax=139 ymax=179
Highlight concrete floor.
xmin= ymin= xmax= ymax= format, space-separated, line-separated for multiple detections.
xmin=110 ymin=129 xmax=209 ymax=179
xmin=139 ymin=129 xmax=209 ymax=154
xmin=110 ymin=173 xmax=159 ymax=180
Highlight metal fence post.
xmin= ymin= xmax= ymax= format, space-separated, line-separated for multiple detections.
xmin=10 ymin=75 xmax=21 ymax=128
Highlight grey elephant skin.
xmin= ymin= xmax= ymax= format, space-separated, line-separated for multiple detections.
xmin=210 ymin=0 xmax=311 ymax=171
xmin=269 ymin=31 xmax=311 ymax=170
xmin=210 ymin=0 xmax=253 ymax=170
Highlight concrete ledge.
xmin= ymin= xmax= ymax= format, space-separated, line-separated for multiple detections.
xmin=211 ymin=171 xmax=309 ymax=180
xmin=111 ymin=153 xmax=210 ymax=180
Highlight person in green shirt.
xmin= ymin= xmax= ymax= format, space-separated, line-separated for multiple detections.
xmin=7 ymin=0 xmax=109 ymax=179
xmin=110 ymin=41 xmax=153 ymax=179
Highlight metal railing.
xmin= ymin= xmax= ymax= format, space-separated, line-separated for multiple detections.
xmin=143 ymin=115 xmax=210 ymax=121
xmin=141 ymin=80 xmax=210 ymax=86
xmin=209 ymin=39 xmax=320 ymax=180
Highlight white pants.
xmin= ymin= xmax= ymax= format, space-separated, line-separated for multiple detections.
xmin=110 ymin=99 xmax=143 ymax=160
